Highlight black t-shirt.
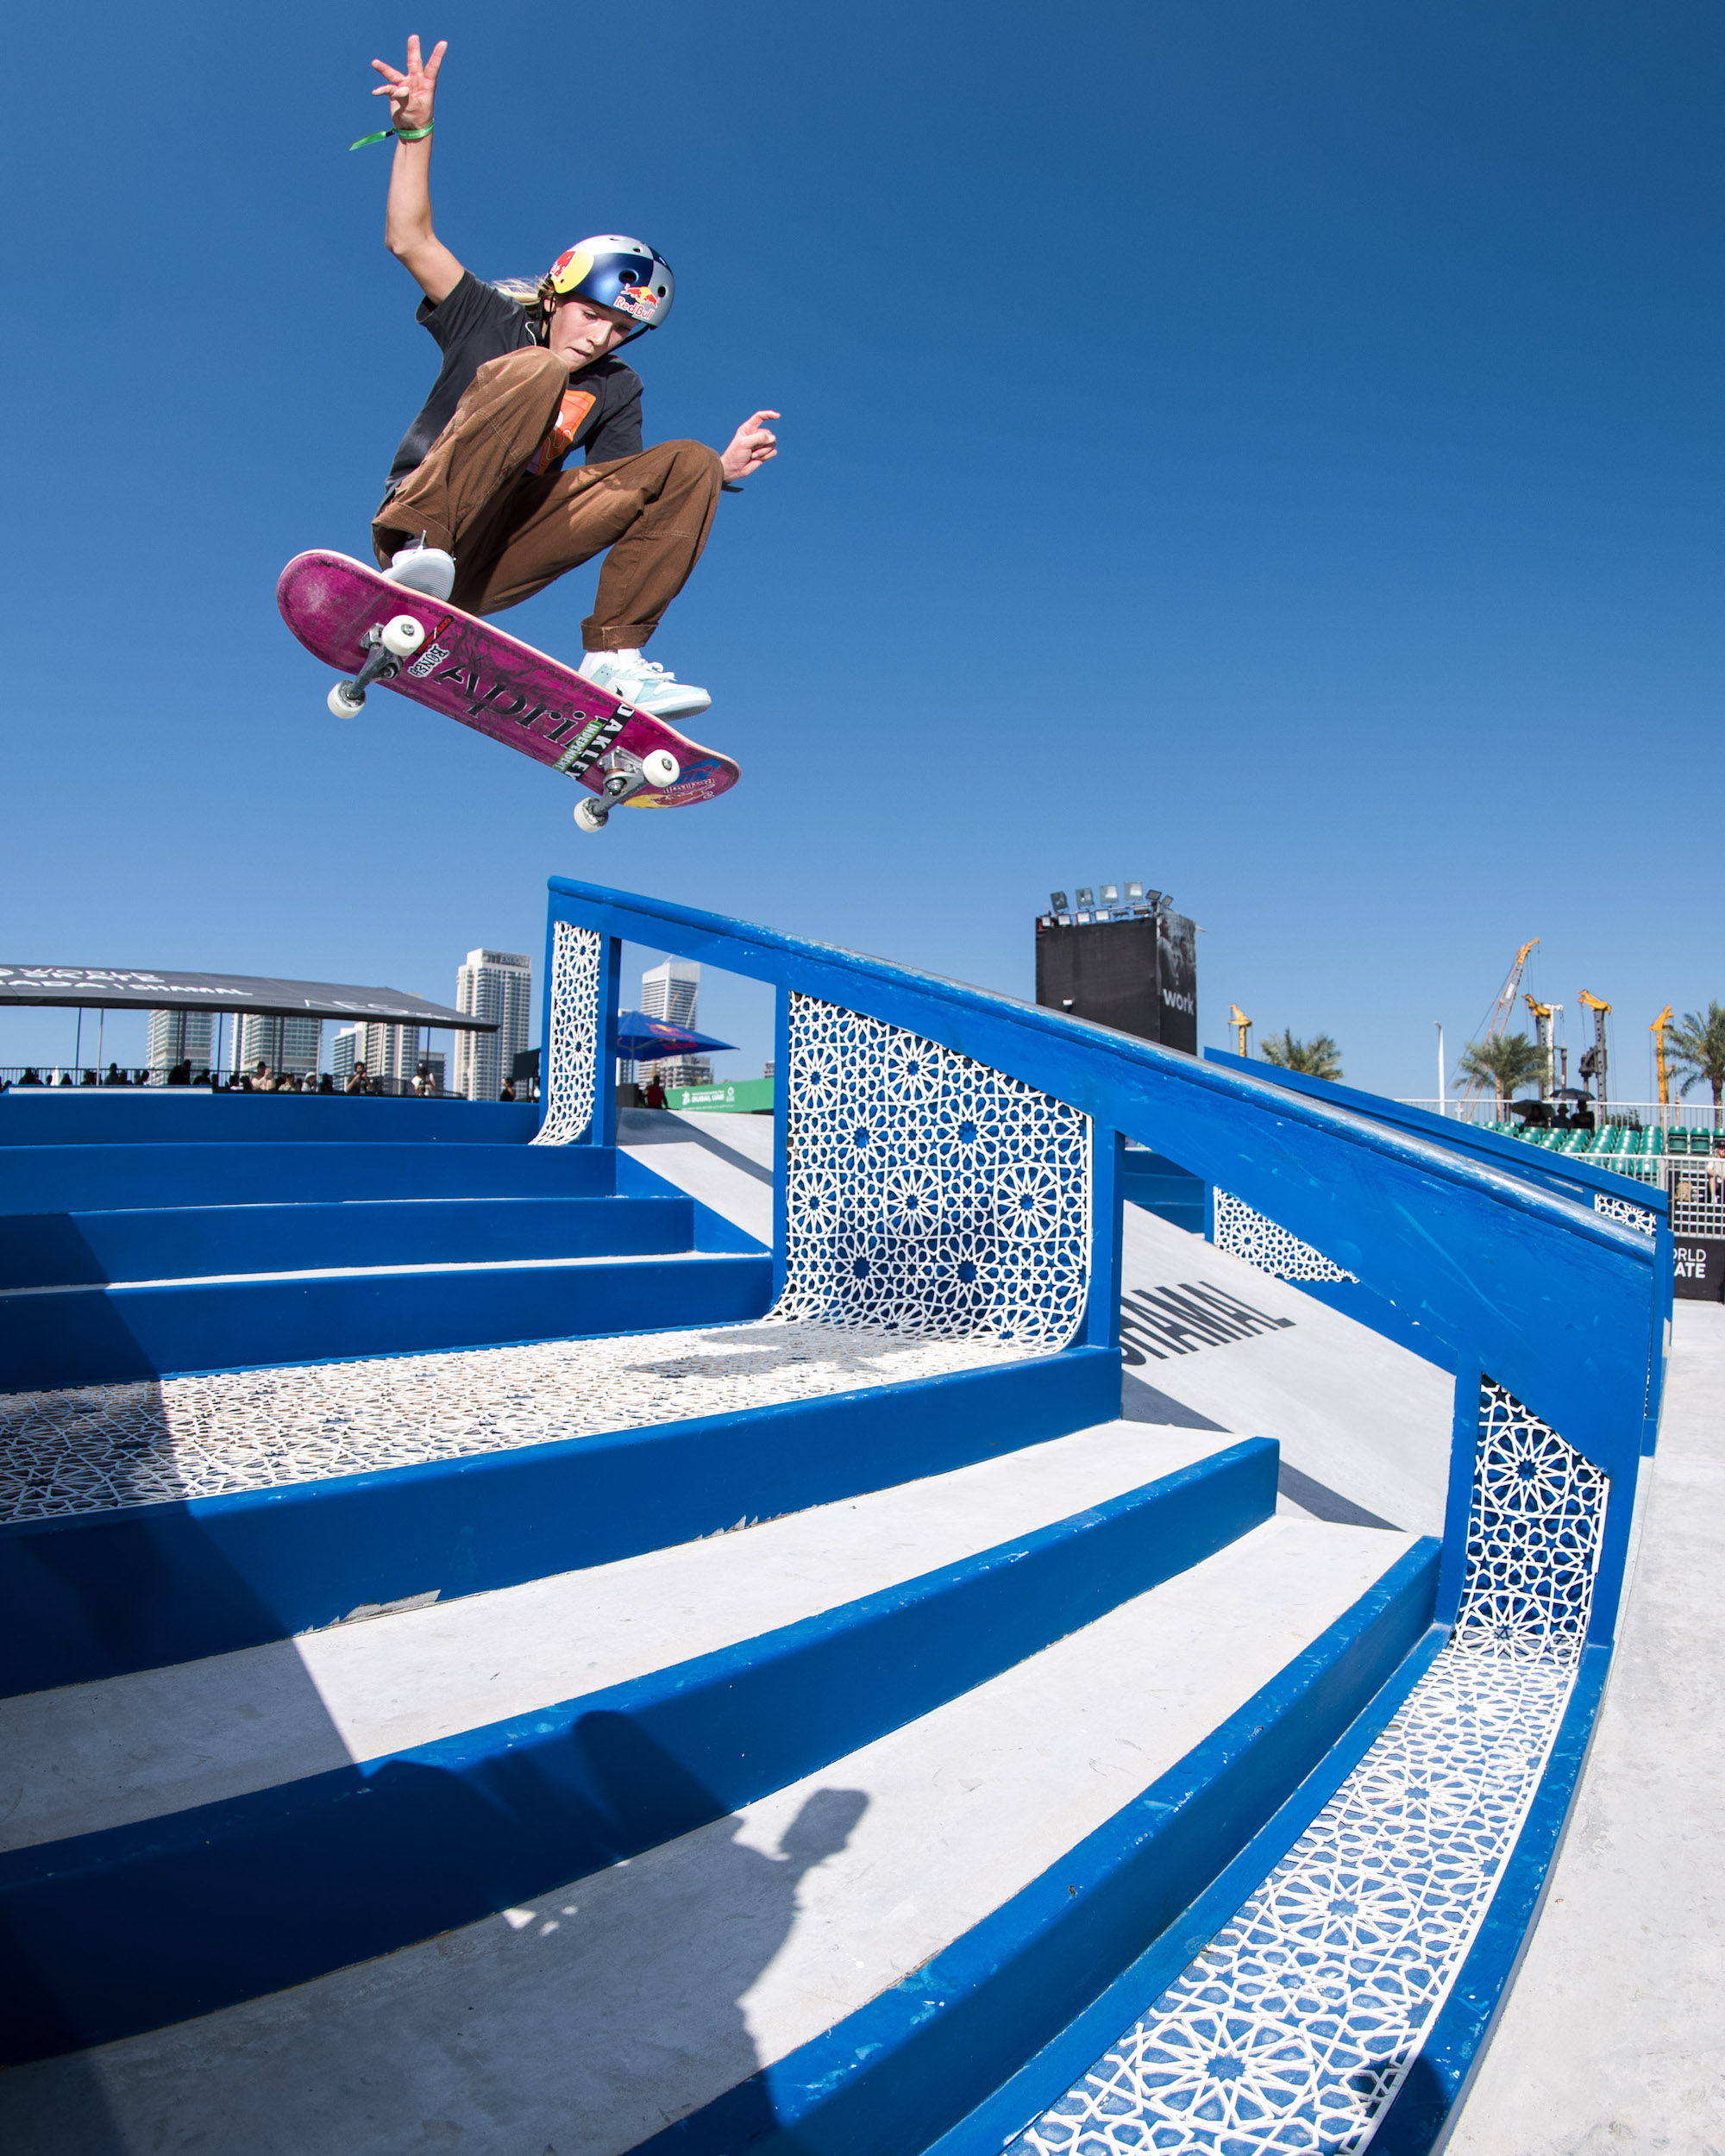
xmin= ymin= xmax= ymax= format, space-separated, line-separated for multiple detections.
xmin=385 ymin=269 xmax=644 ymax=487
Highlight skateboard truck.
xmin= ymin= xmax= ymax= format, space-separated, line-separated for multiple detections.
xmin=573 ymin=742 xmax=681 ymax=832
xmin=327 ymin=615 xmax=428 ymax=718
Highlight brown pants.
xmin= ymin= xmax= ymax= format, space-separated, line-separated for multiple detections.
xmin=373 ymin=346 xmax=723 ymax=651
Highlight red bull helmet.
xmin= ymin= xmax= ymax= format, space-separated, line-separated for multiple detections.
xmin=541 ymin=236 xmax=674 ymax=335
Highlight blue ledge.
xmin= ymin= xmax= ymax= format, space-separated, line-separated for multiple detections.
xmin=1365 ymin=1643 xmax=1612 ymax=2153
xmin=635 ymin=1539 xmax=1441 ymax=2156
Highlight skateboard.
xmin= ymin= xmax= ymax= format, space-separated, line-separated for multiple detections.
xmin=276 ymin=551 xmax=739 ymax=830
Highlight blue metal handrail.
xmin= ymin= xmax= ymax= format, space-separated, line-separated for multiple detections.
xmin=543 ymin=877 xmax=1669 ymax=1639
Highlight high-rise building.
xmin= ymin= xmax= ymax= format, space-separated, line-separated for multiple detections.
xmin=356 ymin=1022 xmax=422 ymax=1087
xmin=330 ymin=1026 xmax=361 ymax=1083
xmin=641 ymin=958 xmax=699 ymax=1028
xmin=147 ymin=1009 xmax=214 ymax=1082
xmin=232 ymin=1013 xmax=322 ymax=1079
xmin=452 ymin=950 xmax=532 ymax=1101
xmin=629 ymin=957 xmax=702 ymax=1085
xmin=653 ymin=1056 xmax=712 ymax=1089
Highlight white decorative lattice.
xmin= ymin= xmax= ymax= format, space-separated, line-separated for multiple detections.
xmin=1592 ymin=1189 xmax=1657 ymax=1238
xmin=0 ymin=1323 xmax=1031 ymax=1522
xmin=1013 ymin=1380 xmax=1607 ymax=2156
xmin=1213 ymin=1191 xmax=1358 ymax=1283
xmin=531 ymin=922 xmax=602 ymax=1145
xmin=771 ymin=995 xmax=1091 ymax=1348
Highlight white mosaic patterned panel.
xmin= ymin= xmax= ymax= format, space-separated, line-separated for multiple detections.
xmin=772 ymin=994 xmax=1091 ymax=1349
xmin=1012 ymin=1379 xmax=1607 ymax=2156
xmin=531 ymin=921 xmax=603 ymax=1145
xmin=1213 ymin=1190 xmax=1358 ymax=1284
xmin=1592 ymin=1189 xmax=1656 ymax=1238
xmin=0 ymin=1324 xmax=1030 ymax=1522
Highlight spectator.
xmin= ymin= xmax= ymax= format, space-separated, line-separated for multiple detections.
xmin=80 ymin=1068 xmax=97 ymax=1087
xmin=54 ymin=1068 xmax=72 ymax=1087
xmin=317 ymin=1072 xmax=335 ymax=1095
xmin=346 ymin=1060 xmax=370 ymax=1096
xmin=643 ymin=1075 xmax=668 ymax=1110
xmin=499 ymin=1075 xmax=517 ymax=1102
xmin=18 ymin=1067 xmax=42 ymax=1087
xmin=103 ymin=1062 xmax=126 ymax=1087
xmin=167 ymin=1058 xmax=192 ymax=1087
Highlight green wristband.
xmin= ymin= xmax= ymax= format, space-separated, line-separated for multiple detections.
xmin=349 ymin=120 xmax=435 ymax=151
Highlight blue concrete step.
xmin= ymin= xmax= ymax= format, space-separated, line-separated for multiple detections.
xmin=0 ymin=1347 xmax=1121 ymax=1691
xmin=0 ymin=1438 xmax=1282 ymax=2059
xmin=0 ymin=1249 xmax=774 ymax=1392
xmin=0 ymin=1194 xmax=698 ymax=1288
xmin=0 ymin=1138 xmax=618 ymax=1213
xmin=0 ymin=1093 xmax=540 ymax=1148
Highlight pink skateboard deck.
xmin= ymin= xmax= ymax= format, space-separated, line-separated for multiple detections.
xmin=277 ymin=551 xmax=738 ymax=819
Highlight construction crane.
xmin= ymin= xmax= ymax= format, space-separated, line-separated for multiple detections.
xmin=1455 ymin=939 xmax=1539 ymax=1112
xmin=1651 ymin=1005 xmax=1674 ymax=1110
xmin=1578 ymin=990 xmax=1610 ymax=1110
xmin=1523 ymin=994 xmax=1562 ymax=1102
xmin=1229 ymin=1004 xmax=1252 ymax=1056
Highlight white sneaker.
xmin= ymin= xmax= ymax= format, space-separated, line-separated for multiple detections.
xmin=578 ymin=648 xmax=712 ymax=719
xmin=384 ymin=544 xmax=456 ymax=602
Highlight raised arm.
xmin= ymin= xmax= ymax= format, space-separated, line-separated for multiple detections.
xmin=370 ymin=35 xmax=464 ymax=304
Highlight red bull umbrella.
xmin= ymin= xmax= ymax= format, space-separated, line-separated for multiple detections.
xmin=613 ymin=1011 xmax=737 ymax=1060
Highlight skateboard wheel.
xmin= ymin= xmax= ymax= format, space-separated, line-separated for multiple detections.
xmin=328 ymin=683 xmax=366 ymax=718
xmin=380 ymin=614 xmax=427 ymax=659
xmin=642 ymin=749 xmax=681 ymax=788
xmin=574 ymin=798 xmax=610 ymax=832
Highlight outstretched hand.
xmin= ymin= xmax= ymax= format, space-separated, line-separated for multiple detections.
xmin=720 ymin=411 xmax=780 ymax=483
xmin=370 ymin=33 xmax=447 ymax=135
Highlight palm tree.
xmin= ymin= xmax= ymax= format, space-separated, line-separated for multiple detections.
xmin=1667 ymin=1000 xmax=1725 ymax=1128
xmin=1455 ymin=1032 xmax=1543 ymax=1116
xmin=1261 ymin=1030 xmax=1343 ymax=1081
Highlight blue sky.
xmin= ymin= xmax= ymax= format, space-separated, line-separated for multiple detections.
xmin=1 ymin=0 xmax=1717 ymax=1099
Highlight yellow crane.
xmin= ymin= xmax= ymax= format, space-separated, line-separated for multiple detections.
xmin=1651 ymin=1004 xmax=1674 ymax=1109
xmin=1455 ymin=939 xmax=1539 ymax=1112
xmin=1523 ymin=993 xmax=1562 ymax=1100
xmin=1578 ymin=990 xmax=1610 ymax=1109
xmin=1229 ymin=1004 xmax=1252 ymax=1056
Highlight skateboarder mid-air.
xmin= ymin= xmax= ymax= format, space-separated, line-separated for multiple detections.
xmin=365 ymin=34 xmax=778 ymax=720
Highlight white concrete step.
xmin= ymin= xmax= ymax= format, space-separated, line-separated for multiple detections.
xmin=0 ymin=1514 xmax=1414 ymax=2155
xmin=0 ymin=1418 xmax=1231 ymax=1851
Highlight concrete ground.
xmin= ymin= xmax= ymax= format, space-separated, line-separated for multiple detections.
xmin=1450 ymin=1300 xmax=1725 ymax=2156
xmin=624 ymin=1112 xmax=1456 ymax=1535
xmin=618 ymin=1107 xmax=773 ymax=1244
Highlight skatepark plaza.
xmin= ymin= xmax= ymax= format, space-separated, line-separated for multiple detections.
xmin=0 ymin=872 xmax=1711 ymax=2156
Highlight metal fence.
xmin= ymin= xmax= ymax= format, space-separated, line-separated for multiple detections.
xmin=1400 ymin=1096 xmax=1723 ymax=1132
xmin=0 ymin=1065 xmax=536 ymax=1102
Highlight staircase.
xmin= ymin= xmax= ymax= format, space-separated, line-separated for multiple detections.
xmin=0 ymin=1090 xmax=770 ymax=1391
xmin=0 ymin=881 xmax=1671 ymax=2155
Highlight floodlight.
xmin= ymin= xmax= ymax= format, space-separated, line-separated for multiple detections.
xmin=1101 ymin=883 xmax=1119 ymax=903
xmin=1076 ymin=887 xmax=1095 ymax=907
xmin=1126 ymin=881 xmax=1144 ymax=901
xmin=1050 ymin=891 xmax=1069 ymax=912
